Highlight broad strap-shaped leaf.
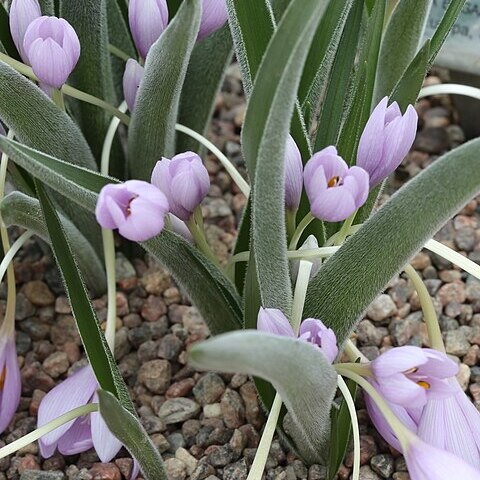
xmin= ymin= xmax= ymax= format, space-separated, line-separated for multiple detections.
xmin=60 ymin=0 xmax=118 ymax=161
xmin=189 ymin=331 xmax=337 ymax=464
xmin=0 ymin=137 xmax=243 ymax=334
xmin=35 ymin=180 xmax=135 ymax=413
xmin=243 ymin=0 xmax=329 ymax=313
xmin=177 ymin=26 xmax=233 ymax=153
xmin=98 ymin=390 xmax=167 ymax=480
xmin=304 ymin=137 xmax=480 ymax=345
xmin=128 ymin=0 xmax=201 ymax=181
xmin=374 ymin=0 xmax=432 ymax=104
xmin=1 ymin=192 xmax=106 ymax=296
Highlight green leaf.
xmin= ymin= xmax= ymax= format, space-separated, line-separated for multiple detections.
xmin=98 ymin=390 xmax=167 ymax=480
xmin=0 ymin=62 xmax=101 ymax=254
xmin=0 ymin=4 xmax=19 ymax=58
xmin=327 ymin=378 xmax=357 ymax=480
xmin=243 ymin=0 xmax=329 ymax=313
xmin=304 ymin=137 xmax=480 ymax=344
xmin=60 ymin=0 xmax=118 ymax=161
xmin=190 ymin=331 xmax=337 ymax=463
xmin=313 ymin=0 xmax=364 ymax=151
xmin=1 ymin=192 xmax=106 ymax=296
xmin=428 ymin=0 xmax=466 ymax=67
xmin=35 ymin=180 xmax=134 ymax=413
xmin=299 ymin=0 xmax=353 ymax=109
xmin=177 ymin=26 xmax=233 ymax=153
xmin=128 ymin=0 xmax=201 ymax=181
xmin=0 ymin=137 xmax=243 ymax=335
xmin=374 ymin=0 xmax=431 ymax=104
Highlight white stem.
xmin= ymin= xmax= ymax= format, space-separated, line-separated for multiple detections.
xmin=0 ymin=404 xmax=98 ymax=459
xmin=290 ymin=260 xmax=313 ymax=333
xmin=419 ymin=83 xmax=480 ymax=101
xmin=336 ymin=375 xmax=360 ymax=480
xmin=175 ymin=123 xmax=250 ymax=198
xmin=344 ymin=339 xmax=368 ymax=363
xmin=0 ymin=230 xmax=34 ymax=286
xmin=100 ymin=104 xmax=127 ymax=351
xmin=246 ymin=393 xmax=283 ymax=480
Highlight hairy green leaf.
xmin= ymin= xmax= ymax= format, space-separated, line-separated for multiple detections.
xmin=1 ymin=192 xmax=106 ymax=296
xmin=128 ymin=0 xmax=201 ymax=180
xmin=177 ymin=26 xmax=233 ymax=153
xmin=190 ymin=331 xmax=337 ymax=463
xmin=244 ymin=0 xmax=329 ymax=314
xmin=35 ymin=180 xmax=134 ymax=413
xmin=98 ymin=390 xmax=167 ymax=480
xmin=60 ymin=0 xmax=118 ymax=161
xmin=305 ymin=137 xmax=480 ymax=344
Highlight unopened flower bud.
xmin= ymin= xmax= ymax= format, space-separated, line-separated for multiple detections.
xmin=284 ymin=135 xmax=303 ymax=211
xmin=96 ymin=180 xmax=169 ymax=242
xmin=357 ymin=97 xmax=418 ymax=188
xmin=23 ymin=16 xmax=80 ymax=89
xmin=123 ymin=59 xmax=144 ymax=112
xmin=129 ymin=0 xmax=168 ymax=58
xmin=9 ymin=0 xmax=42 ymax=61
xmin=304 ymin=146 xmax=369 ymax=222
xmin=151 ymin=152 xmax=210 ymax=221
xmin=198 ymin=0 xmax=228 ymax=41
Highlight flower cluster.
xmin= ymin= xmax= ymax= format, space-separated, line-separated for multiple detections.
xmin=124 ymin=0 xmax=228 ymax=112
xmin=284 ymin=98 xmax=418 ymax=223
xmin=9 ymin=0 xmax=80 ymax=91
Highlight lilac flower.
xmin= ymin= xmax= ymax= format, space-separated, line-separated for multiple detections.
xmin=257 ymin=308 xmax=338 ymax=363
xmin=284 ymin=135 xmax=303 ymax=211
xmin=37 ymin=366 xmax=139 ymax=477
xmin=123 ymin=59 xmax=144 ymax=112
xmin=168 ymin=214 xmax=194 ymax=243
xmin=129 ymin=0 xmax=168 ymax=58
xmin=23 ymin=16 xmax=80 ymax=89
xmin=198 ymin=0 xmax=228 ymax=41
xmin=96 ymin=180 xmax=169 ymax=242
xmin=9 ymin=0 xmax=42 ymax=62
xmin=0 ymin=329 xmax=21 ymax=434
xmin=151 ymin=152 xmax=210 ymax=221
xmin=304 ymin=146 xmax=369 ymax=222
xmin=370 ymin=346 xmax=458 ymax=409
xmin=357 ymin=97 xmax=418 ymax=188
xmin=403 ymin=434 xmax=480 ymax=480
xmin=417 ymin=378 xmax=480 ymax=469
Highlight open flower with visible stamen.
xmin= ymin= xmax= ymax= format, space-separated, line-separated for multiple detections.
xmin=257 ymin=307 xmax=338 ymax=363
xmin=38 ymin=366 xmax=139 ymax=479
xmin=304 ymin=146 xmax=369 ymax=222
xmin=370 ymin=345 xmax=458 ymax=409
xmin=0 ymin=326 xmax=21 ymax=434
xmin=357 ymin=97 xmax=418 ymax=188
xmin=96 ymin=180 xmax=169 ymax=242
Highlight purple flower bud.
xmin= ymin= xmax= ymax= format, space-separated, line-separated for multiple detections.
xmin=257 ymin=308 xmax=338 ymax=364
xmin=123 ymin=59 xmax=144 ymax=112
xmin=129 ymin=0 xmax=168 ymax=58
xmin=38 ymin=366 xmax=137 ymax=478
xmin=257 ymin=307 xmax=295 ymax=337
xmin=298 ymin=319 xmax=338 ymax=363
xmin=371 ymin=346 xmax=458 ymax=409
xmin=23 ymin=16 xmax=81 ymax=89
xmin=9 ymin=0 xmax=42 ymax=62
xmin=304 ymin=146 xmax=369 ymax=222
xmin=168 ymin=214 xmax=194 ymax=243
xmin=284 ymin=135 xmax=303 ymax=211
xmin=96 ymin=180 xmax=169 ymax=242
xmin=357 ymin=97 xmax=418 ymax=188
xmin=0 ymin=331 xmax=21 ymax=434
xmin=198 ymin=0 xmax=228 ymax=41
xmin=151 ymin=152 xmax=210 ymax=221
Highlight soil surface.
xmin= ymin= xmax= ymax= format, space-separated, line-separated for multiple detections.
xmin=1 ymin=66 xmax=479 ymax=480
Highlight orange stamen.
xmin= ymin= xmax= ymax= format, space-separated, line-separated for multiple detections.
xmin=328 ymin=176 xmax=340 ymax=188
xmin=0 ymin=367 xmax=6 ymax=390
xmin=417 ymin=380 xmax=430 ymax=390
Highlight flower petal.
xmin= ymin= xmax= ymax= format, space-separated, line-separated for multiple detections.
xmin=0 ymin=337 xmax=21 ymax=434
xmin=377 ymin=373 xmax=427 ymax=408
xmin=310 ymin=186 xmax=356 ymax=222
xmin=371 ymin=346 xmax=428 ymax=378
xmin=257 ymin=308 xmax=295 ymax=337
xmin=57 ymin=416 xmax=93 ymax=456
